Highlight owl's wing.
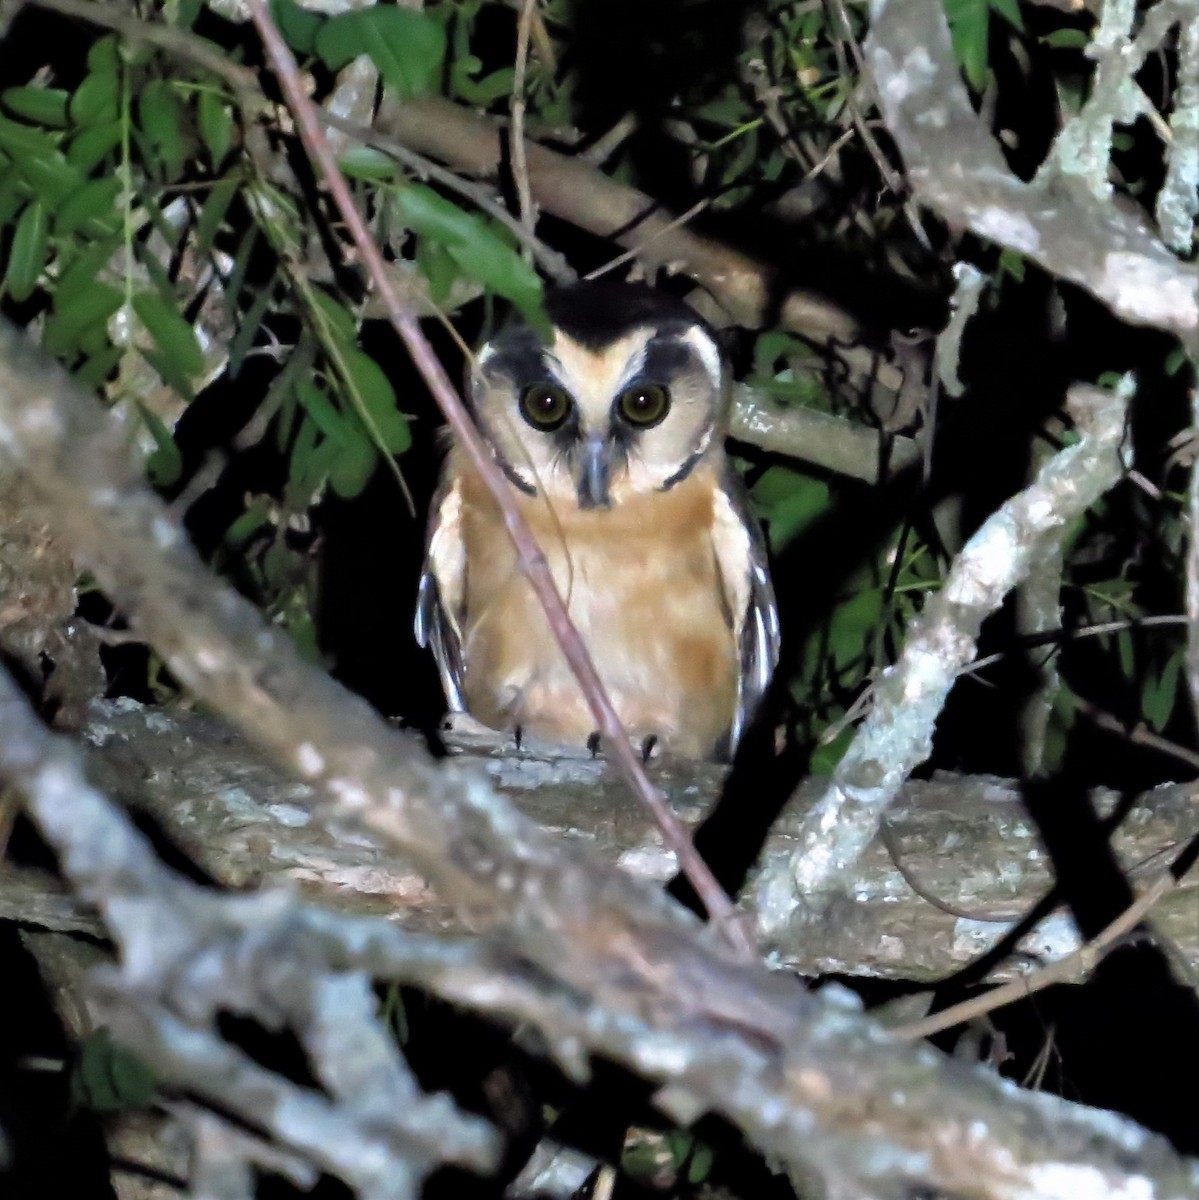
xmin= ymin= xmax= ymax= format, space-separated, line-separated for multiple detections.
xmin=414 ymin=474 xmax=468 ymax=713
xmin=713 ymin=469 xmax=780 ymax=751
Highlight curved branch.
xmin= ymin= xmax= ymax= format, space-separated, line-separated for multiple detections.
xmin=863 ymin=0 xmax=1199 ymax=344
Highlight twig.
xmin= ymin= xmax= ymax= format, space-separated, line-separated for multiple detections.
xmin=891 ymin=834 xmax=1199 ymax=1041
xmin=879 ymin=818 xmax=1025 ymax=923
xmin=580 ymin=112 xmax=638 ymax=164
xmin=510 ymin=0 xmax=538 ymax=238
xmin=318 ymin=110 xmax=574 ymax=284
xmin=825 ymin=0 xmax=930 ymax=250
xmin=1189 ymin=386 xmax=1199 ymax=749
xmin=243 ymin=0 xmax=749 ymax=954
xmin=1077 ymin=696 xmax=1199 ymax=775
xmin=375 ymin=96 xmax=870 ymax=347
xmin=960 ymin=614 xmax=1188 ymax=677
xmin=583 ymin=198 xmax=711 ymax=281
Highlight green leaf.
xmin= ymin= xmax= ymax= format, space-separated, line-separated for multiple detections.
xmin=44 ymin=281 xmax=123 ymax=356
xmin=174 ymin=0 xmax=204 ymax=29
xmin=451 ymin=56 xmax=514 ymax=106
xmin=0 ymin=165 xmax=27 ymax=226
xmin=271 ymin=0 xmax=324 ymax=55
xmin=138 ymin=403 xmax=184 ymax=488
xmin=67 ymin=122 xmax=122 ymax=172
xmin=1164 ymin=346 xmax=1189 ymax=377
xmin=1116 ymin=627 xmax=1135 ymax=679
xmin=315 ymin=7 xmax=446 ymax=97
xmin=197 ymin=90 xmax=233 ymax=165
xmin=75 ymin=343 xmax=123 ymax=387
xmin=339 ymin=144 xmax=399 ymax=183
xmin=1040 ymin=27 xmax=1090 ymax=48
xmin=944 ymin=0 xmax=990 ymax=90
xmin=340 ymin=346 xmax=411 ymax=454
xmin=687 ymin=1143 xmax=714 ymax=1185
xmin=988 ymin=0 xmax=1024 ymax=31
xmin=55 ymin=176 xmax=122 ymax=238
xmin=295 ymin=378 xmax=350 ymax=443
xmin=0 ymin=114 xmax=58 ymax=157
xmin=1142 ymin=654 xmax=1181 ymax=732
xmin=414 ymin=237 xmax=457 ymax=305
xmin=829 ymin=588 xmax=884 ymax=668
xmin=71 ymin=41 xmax=120 ymax=126
xmin=3 ymin=86 xmax=71 ymax=127
xmin=752 ymin=466 xmax=830 ymax=546
xmin=998 ymin=247 xmax=1025 ymax=282
xmin=811 ymin=723 xmax=855 ymax=775
xmin=139 ymin=80 xmax=188 ymax=179
xmin=72 ymin=1030 xmax=156 ymax=1113
xmin=54 ymin=235 xmax=121 ymax=307
xmin=308 ymin=287 xmax=359 ymax=344
xmin=392 ymin=184 xmax=543 ymax=322
xmin=6 ymin=199 xmax=48 ymax=301
xmin=10 ymin=146 xmax=85 ymax=210
xmin=132 ymin=291 xmax=205 ymax=378
xmin=224 ymin=497 xmax=273 ymax=548
xmin=328 ymin=424 xmax=378 ymax=498
xmin=194 ymin=177 xmax=239 ymax=257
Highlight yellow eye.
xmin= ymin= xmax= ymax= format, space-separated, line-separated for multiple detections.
xmin=617 ymin=384 xmax=670 ymax=428
xmin=519 ymin=384 xmax=572 ymax=431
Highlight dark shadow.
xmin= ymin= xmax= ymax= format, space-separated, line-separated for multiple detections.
xmin=0 ymin=928 xmax=115 ymax=1199
xmin=924 ymin=776 xmax=1199 ymax=1153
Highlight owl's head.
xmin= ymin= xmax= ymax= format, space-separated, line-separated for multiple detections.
xmin=468 ymin=282 xmax=727 ymax=509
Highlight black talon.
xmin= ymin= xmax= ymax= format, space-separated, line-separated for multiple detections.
xmin=640 ymin=734 xmax=658 ymax=763
xmin=587 ymin=731 xmax=602 ymax=758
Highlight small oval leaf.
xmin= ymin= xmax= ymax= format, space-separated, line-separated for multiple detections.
xmin=132 ymin=292 xmax=205 ymax=378
xmin=3 ymin=86 xmax=71 ymax=127
xmin=315 ymin=7 xmax=446 ymax=97
xmin=6 ymin=199 xmax=48 ymax=301
xmin=197 ymin=90 xmax=233 ymax=165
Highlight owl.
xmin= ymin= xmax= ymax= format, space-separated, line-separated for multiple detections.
xmin=415 ymin=281 xmax=778 ymax=761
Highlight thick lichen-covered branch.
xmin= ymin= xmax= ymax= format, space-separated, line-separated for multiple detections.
xmin=7 ymin=700 xmax=1196 ymax=983
xmin=864 ymin=0 xmax=1199 ymax=347
xmin=750 ymin=381 xmax=1132 ymax=938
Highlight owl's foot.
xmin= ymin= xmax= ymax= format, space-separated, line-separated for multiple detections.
xmin=585 ymin=731 xmax=661 ymax=763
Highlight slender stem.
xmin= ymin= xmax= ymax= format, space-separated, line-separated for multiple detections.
xmin=510 ymin=0 xmax=537 ymax=237
xmin=243 ymin=0 xmax=749 ymax=954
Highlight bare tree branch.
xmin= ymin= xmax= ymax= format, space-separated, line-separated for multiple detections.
xmin=750 ymin=381 xmax=1132 ymax=936
xmin=863 ymin=0 xmax=1199 ymax=345
xmin=0 ymin=662 xmax=498 ymax=1198
xmin=1 ymin=324 xmax=1198 ymax=1197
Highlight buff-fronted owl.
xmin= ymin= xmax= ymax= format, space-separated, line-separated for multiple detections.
xmin=416 ymin=281 xmax=778 ymax=760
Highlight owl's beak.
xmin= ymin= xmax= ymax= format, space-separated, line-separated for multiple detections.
xmin=576 ymin=437 xmax=611 ymax=509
